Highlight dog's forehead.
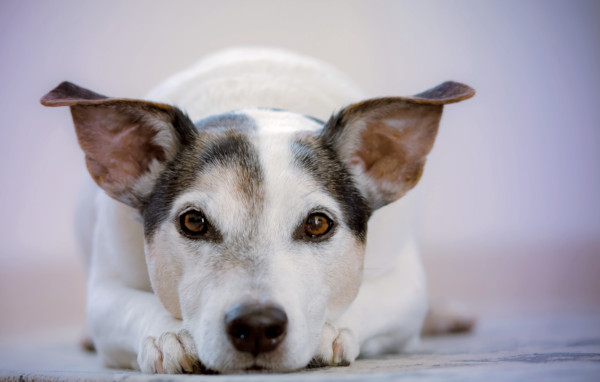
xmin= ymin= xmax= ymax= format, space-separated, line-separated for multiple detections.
xmin=143 ymin=109 xmax=368 ymax=241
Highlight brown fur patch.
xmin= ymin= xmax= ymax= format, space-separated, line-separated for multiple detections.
xmin=322 ymin=81 xmax=474 ymax=208
xmin=352 ymin=103 xmax=442 ymax=203
xmin=41 ymin=82 xmax=197 ymax=208
xmin=72 ymin=104 xmax=168 ymax=205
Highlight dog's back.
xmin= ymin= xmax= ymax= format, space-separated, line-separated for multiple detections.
xmin=146 ymin=47 xmax=364 ymax=122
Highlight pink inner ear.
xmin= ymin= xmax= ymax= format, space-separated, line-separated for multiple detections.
xmin=72 ymin=105 xmax=167 ymax=203
xmin=352 ymin=109 xmax=440 ymax=203
xmin=355 ymin=121 xmax=412 ymax=188
xmin=331 ymin=84 xmax=472 ymax=208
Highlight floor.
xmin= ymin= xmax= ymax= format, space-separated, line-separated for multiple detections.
xmin=2 ymin=240 xmax=599 ymax=381
xmin=1 ymin=312 xmax=599 ymax=381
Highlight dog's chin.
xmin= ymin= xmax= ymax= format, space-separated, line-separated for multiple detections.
xmin=242 ymin=364 xmax=289 ymax=374
xmin=211 ymin=355 xmax=308 ymax=375
xmin=214 ymin=364 xmax=295 ymax=375
xmin=214 ymin=359 xmax=305 ymax=375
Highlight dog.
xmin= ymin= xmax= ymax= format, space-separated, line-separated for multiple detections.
xmin=41 ymin=48 xmax=474 ymax=373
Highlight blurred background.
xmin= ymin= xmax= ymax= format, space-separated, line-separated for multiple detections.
xmin=1 ymin=0 xmax=599 ymax=343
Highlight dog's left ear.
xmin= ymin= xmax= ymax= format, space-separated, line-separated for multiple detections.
xmin=322 ymin=81 xmax=475 ymax=209
xmin=41 ymin=82 xmax=197 ymax=209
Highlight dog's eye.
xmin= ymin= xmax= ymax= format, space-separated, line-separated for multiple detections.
xmin=179 ymin=210 xmax=208 ymax=236
xmin=304 ymin=213 xmax=333 ymax=238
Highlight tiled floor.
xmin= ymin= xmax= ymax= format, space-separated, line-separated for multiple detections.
xmin=1 ymin=312 xmax=599 ymax=381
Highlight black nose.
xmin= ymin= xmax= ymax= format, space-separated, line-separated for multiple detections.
xmin=225 ymin=302 xmax=288 ymax=355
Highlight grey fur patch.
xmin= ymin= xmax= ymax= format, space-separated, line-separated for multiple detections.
xmin=194 ymin=112 xmax=256 ymax=132
xmin=291 ymin=134 xmax=370 ymax=242
xmin=143 ymin=113 xmax=263 ymax=241
xmin=300 ymin=114 xmax=325 ymax=126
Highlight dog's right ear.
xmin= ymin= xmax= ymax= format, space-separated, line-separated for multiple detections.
xmin=321 ymin=81 xmax=475 ymax=210
xmin=41 ymin=82 xmax=197 ymax=209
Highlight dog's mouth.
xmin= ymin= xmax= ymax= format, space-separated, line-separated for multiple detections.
xmin=190 ymin=363 xmax=268 ymax=375
xmin=240 ymin=360 xmax=292 ymax=374
xmin=244 ymin=364 xmax=267 ymax=373
xmin=201 ymin=360 xmax=304 ymax=375
xmin=245 ymin=359 xmax=292 ymax=374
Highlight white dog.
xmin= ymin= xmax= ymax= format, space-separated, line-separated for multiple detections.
xmin=41 ymin=48 xmax=474 ymax=374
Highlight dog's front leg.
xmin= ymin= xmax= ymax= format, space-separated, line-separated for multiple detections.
xmin=87 ymin=277 xmax=203 ymax=373
xmin=85 ymin=195 xmax=203 ymax=374
xmin=313 ymin=239 xmax=428 ymax=365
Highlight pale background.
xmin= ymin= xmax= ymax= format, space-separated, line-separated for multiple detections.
xmin=1 ymin=0 xmax=599 ymax=342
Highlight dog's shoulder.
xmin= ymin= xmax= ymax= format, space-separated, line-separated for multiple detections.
xmin=90 ymin=191 xmax=151 ymax=291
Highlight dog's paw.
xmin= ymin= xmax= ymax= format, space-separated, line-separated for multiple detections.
xmin=138 ymin=329 xmax=203 ymax=374
xmin=309 ymin=323 xmax=359 ymax=368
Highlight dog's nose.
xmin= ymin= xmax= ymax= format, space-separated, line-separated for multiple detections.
xmin=225 ymin=302 xmax=288 ymax=355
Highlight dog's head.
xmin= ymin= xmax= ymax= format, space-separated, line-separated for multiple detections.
xmin=42 ymin=81 xmax=473 ymax=372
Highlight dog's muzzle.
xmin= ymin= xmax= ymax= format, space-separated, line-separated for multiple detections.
xmin=225 ymin=302 xmax=288 ymax=356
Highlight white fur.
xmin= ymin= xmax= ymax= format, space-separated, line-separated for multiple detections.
xmin=81 ymin=48 xmax=427 ymax=373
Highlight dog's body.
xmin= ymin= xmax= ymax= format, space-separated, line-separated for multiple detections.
xmin=42 ymin=48 xmax=474 ymax=373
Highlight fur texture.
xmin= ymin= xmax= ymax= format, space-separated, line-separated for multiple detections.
xmin=41 ymin=48 xmax=474 ymax=373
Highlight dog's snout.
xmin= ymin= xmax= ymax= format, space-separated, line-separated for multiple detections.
xmin=225 ymin=303 xmax=288 ymax=355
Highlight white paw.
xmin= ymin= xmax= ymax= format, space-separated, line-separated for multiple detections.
xmin=311 ymin=323 xmax=359 ymax=367
xmin=138 ymin=329 xmax=202 ymax=374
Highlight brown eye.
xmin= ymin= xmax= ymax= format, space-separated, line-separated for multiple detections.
xmin=305 ymin=213 xmax=333 ymax=238
xmin=180 ymin=210 xmax=207 ymax=236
